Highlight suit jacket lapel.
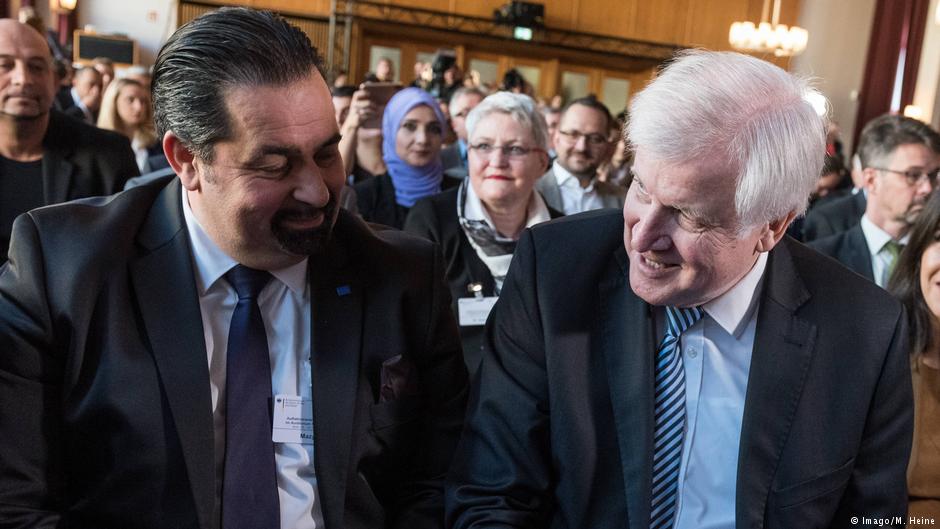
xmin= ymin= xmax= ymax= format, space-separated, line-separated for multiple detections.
xmin=736 ymin=240 xmax=816 ymax=527
xmin=41 ymin=146 xmax=74 ymax=205
xmin=129 ymin=180 xmax=216 ymax=529
xmin=309 ymin=211 xmax=364 ymax=529
xmin=846 ymin=225 xmax=875 ymax=281
xmin=601 ymin=245 xmax=655 ymax=529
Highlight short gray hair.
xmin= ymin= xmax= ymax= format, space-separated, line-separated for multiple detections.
xmin=856 ymin=114 xmax=940 ymax=169
xmin=628 ymin=50 xmax=826 ymax=228
xmin=465 ymin=92 xmax=549 ymax=150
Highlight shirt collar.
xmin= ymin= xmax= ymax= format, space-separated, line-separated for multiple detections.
xmin=702 ymin=251 xmax=768 ymax=338
xmin=860 ymin=214 xmax=906 ymax=256
xmin=181 ymin=190 xmax=308 ymax=297
xmin=552 ymin=160 xmax=595 ymax=192
xmin=464 ymin=180 xmax=551 ymax=229
xmin=457 ymin=139 xmax=468 ymax=162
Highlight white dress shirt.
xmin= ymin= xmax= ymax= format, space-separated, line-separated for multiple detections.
xmin=860 ymin=214 xmax=906 ymax=288
xmin=182 ymin=191 xmax=324 ymax=529
xmin=551 ymin=160 xmax=606 ymax=215
xmin=657 ymin=252 xmax=768 ymax=529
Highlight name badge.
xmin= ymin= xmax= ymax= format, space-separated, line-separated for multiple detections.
xmin=458 ymin=296 xmax=498 ymax=326
xmin=272 ymin=394 xmax=313 ymax=445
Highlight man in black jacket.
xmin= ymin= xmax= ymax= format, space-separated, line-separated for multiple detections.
xmin=0 ymin=19 xmax=138 ymax=260
xmin=0 ymin=8 xmax=466 ymax=529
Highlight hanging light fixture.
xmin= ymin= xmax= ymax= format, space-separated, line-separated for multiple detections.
xmin=729 ymin=0 xmax=808 ymax=57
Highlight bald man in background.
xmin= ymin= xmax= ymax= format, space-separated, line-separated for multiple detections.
xmin=0 ymin=19 xmax=138 ymax=260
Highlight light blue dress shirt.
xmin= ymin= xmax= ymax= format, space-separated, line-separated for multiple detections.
xmin=656 ymin=252 xmax=768 ymax=529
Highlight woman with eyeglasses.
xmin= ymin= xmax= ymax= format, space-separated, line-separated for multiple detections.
xmin=354 ymin=87 xmax=457 ymax=229
xmin=888 ymin=190 xmax=940 ymax=519
xmin=404 ymin=92 xmax=562 ymax=374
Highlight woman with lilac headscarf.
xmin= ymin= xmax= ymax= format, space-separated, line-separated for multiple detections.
xmin=354 ymin=87 xmax=458 ymax=229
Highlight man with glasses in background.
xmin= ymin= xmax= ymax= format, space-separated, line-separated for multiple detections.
xmin=811 ymin=114 xmax=940 ymax=288
xmin=535 ymin=95 xmax=625 ymax=214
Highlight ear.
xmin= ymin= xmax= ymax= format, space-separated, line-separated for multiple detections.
xmin=538 ymin=149 xmax=550 ymax=173
xmin=861 ymin=167 xmax=879 ymax=192
xmin=755 ymin=210 xmax=798 ymax=253
xmin=163 ymin=131 xmax=201 ymax=192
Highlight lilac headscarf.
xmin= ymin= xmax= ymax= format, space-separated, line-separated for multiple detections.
xmin=382 ymin=87 xmax=446 ymax=208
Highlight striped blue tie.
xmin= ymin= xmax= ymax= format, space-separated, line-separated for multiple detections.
xmin=650 ymin=306 xmax=703 ymax=529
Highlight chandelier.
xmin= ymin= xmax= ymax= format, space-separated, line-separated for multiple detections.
xmin=729 ymin=0 xmax=809 ymax=57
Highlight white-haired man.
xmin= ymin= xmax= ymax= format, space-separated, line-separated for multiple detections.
xmin=446 ymin=50 xmax=912 ymax=528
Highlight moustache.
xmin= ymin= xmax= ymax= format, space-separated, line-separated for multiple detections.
xmin=272 ymin=198 xmax=337 ymax=227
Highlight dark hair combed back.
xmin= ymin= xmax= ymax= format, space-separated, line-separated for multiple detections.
xmin=152 ymin=7 xmax=324 ymax=161
xmin=562 ymin=95 xmax=614 ymax=131
xmin=857 ymin=114 xmax=940 ymax=169
xmin=888 ymin=190 xmax=940 ymax=356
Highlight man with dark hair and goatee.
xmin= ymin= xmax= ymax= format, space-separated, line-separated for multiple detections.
xmin=0 ymin=8 xmax=467 ymax=529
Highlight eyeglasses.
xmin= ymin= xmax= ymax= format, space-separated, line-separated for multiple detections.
xmin=557 ymin=129 xmax=610 ymax=146
xmin=871 ymin=166 xmax=940 ymax=186
xmin=468 ymin=143 xmax=543 ymax=159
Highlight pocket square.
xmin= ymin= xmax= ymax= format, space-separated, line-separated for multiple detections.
xmin=380 ymin=354 xmax=420 ymax=402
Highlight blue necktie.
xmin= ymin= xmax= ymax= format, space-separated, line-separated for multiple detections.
xmin=222 ymin=265 xmax=280 ymax=529
xmin=650 ymin=306 xmax=703 ymax=529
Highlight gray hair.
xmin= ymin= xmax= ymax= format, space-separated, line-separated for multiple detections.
xmin=152 ymin=7 xmax=324 ymax=163
xmin=465 ymin=92 xmax=549 ymax=150
xmin=628 ymin=50 xmax=826 ymax=228
xmin=856 ymin=114 xmax=940 ymax=169
xmin=449 ymin=86 xmax=486 ymax=106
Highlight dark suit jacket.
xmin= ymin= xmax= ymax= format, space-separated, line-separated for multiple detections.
xmin=402 ymin=187 xmax=562 ymax=375
xmin=0 ymin=109 xmax=140 ymax=260
xmin=446 ymin=209 xmax=912 ymax=529
xmin=808 ymin=224 xmax=875 ymax=282
xmin=802 ymin=191 xmax=866 ymax=242
xmin=0 ymin=177 xmax=468 ymax=529
xmin=354 ymin=172 xmax=458 ymax=230
xmin=440 ymin=143 xmax=467 ymax=180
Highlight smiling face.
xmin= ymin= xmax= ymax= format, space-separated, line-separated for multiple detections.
xmin=468 ymin=111 xmax=548 ymax=210
xmin=0 ymin=20 xmax=55 ymax=120
xmin=394 ymin=104 xmax=443 ymax=167
xmin=184 ymin=71 xmax=346 ymax=270
xmin=553 ymin=103 xmax=612 ymax=178
xmin=623 ymin=147 xmax=783 ymax=307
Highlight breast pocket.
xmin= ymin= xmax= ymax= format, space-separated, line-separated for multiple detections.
xmin=767 ymin=457 xmax=855 ymax=529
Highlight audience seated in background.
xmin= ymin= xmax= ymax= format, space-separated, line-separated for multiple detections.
xmin=404 ymin=92 xmax=560 ymax=374
xmin=64 ymin=65 xmax=103 ymax=124
xmin=354 ymin=86 xmax=457 ymax=229
xmin=0 ymin=19 xmax=138 ymax=261
xmin=97 ymin=78 xmax=166 ymax=173
xmin=373 ymin=56 xmax=395 ymax=82
xmin=811 ymin=152 xmax=852 ymax=203
xmin=889 ymin=189 xmax=940 ymax=520
xmin=441 ymin=86 xmax=484 ymax=180
xmin=810 ymin=114 xmax=940 ymax=288
xmin=535 ymin=95 xmax=624 ymax=214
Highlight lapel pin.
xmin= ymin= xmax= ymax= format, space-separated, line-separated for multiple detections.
xmin=336 ymin=285 xmax=352 ymax=296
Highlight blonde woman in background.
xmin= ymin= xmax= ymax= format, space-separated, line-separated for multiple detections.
xmin=97 ymin=78 xmax=166 ymax=173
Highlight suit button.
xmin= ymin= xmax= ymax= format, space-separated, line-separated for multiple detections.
xmin=687 ymin=348 xmax=698 ymax=358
